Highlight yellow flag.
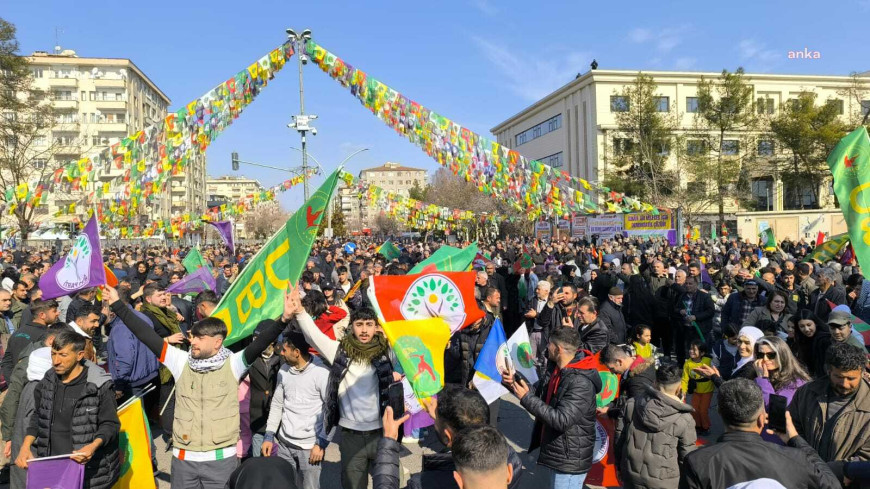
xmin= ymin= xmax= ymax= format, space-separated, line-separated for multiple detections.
xmin=380 ymin=318 xmax=451 ymax=400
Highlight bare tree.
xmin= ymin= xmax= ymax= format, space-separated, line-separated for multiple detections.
xmin=242 ymin=202 xmax=289 ymax=239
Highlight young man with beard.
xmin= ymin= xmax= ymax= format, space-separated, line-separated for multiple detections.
xmin=293 ymin=295 xmax=394 ymax=489
xmin=15 ymin=330 xmax=120 ymax=489
xmin=102 ymin=284 xmax=286 ymax=489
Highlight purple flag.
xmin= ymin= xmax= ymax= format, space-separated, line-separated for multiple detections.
xmin=207 ymin=220 xmax=235 ymax=255
xmin=41 ymin=216 xmax=106 ymax=300
xmin=27 ymin=456 xmax=85 ymax=488
xmin=167 ymin=266 xmax=217 ymax=295
xmin=700 ymin=262 xmax=714 ymax=287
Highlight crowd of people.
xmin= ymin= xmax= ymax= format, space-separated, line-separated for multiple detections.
xmin=0 ymin=232 xmax=868 ymax=489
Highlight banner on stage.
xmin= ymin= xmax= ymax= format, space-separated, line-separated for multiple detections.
xmin=588 ymin=214 xmax=624 ymax=240
xmin=534 ymin=221 xmax=552 ymax=240
xmin=624 ymin=211 xmax=676 ymax=243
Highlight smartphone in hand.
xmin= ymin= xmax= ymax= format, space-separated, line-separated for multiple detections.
xmin=768 ymin=394 xmax=788 ymax=433
xmin=387 ymin=382 xmax=405 ymax=420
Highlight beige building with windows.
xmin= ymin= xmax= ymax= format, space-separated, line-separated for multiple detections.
xmin=491 ymin=68 xmax=870 ymax=231
xmin=206 ymin=175 xmax=265 ymax=238
xmin=19 ymin=49 xmax=207 ymax=232
xmin=339 ymin=161 xmax=427 ymax=232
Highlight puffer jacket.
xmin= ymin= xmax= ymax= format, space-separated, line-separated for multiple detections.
xmin=615 ymin=387 xmax=696 ymax=489
xmin=790 ymin=377 xmax=870 ymax=480
xmin=522 ymin=353 xmax=603 ymax=474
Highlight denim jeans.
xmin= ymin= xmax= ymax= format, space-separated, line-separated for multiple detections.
xmin=251 ymin=433 xmax=265 ymax=457
xmin=550 ymin=470 xmax=587 ymax=489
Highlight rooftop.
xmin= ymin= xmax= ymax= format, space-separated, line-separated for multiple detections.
xmin=27 ymin=49 xmax=171 ymax=105
xmin=491 ymin=67 xmax=870 ymax=133
xmin=361 ymin=162 xmax=426 ymax=173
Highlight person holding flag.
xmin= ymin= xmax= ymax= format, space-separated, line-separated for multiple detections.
xmin=501 ymin=326 xmax=602 ymax=489
xmin=101 ymin=283 xmax=287 ymax=489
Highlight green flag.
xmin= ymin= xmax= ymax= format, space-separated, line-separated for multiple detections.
xmin=759 ymin=227 xmax=776 ymax=252
xmin=182 ymin=247 xmax=211 ymax=274
xmin=212 ymin=169 xmax=340 ymax=345
xmin=377 ymin=240 xmax=401 ymax=261
xmin=803 ymin=232 xmax=850 ymax=263
xmin=711 ymin=226 xmax=717 ymax=240
xmin=828 ymin=127 xmax=870 ymax=268
xmin=408 ymin=243 xmax=479 ymax=274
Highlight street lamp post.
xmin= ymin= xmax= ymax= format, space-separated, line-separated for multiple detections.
xmin=286 ymin=28 xmax=315 ymax=201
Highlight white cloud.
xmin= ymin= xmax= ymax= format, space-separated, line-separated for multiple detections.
xmin=738 ymin=39 xmax=780 ymax=65
xmin=628 ymin=25 xmax=689 ymax=54
xmin=673 ymin=57 xmax=697 ymax=70
xmin=473 ymin=36 xmax=590 ymax=101
xmin=471 ymin=0 xmax=498 ymax=16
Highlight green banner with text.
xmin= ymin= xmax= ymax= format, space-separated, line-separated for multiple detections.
xmin=213 ymin=169 xmax=340 ymax=345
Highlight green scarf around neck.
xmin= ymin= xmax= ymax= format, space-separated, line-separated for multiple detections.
xmin=339 ymin=333 xmax=389 ymax=364
xmin=141 ymin=302 xmax=181 ymax=336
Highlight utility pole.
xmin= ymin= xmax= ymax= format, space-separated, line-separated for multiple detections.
xmin=286 ymin=28 xmax=316 ymax=201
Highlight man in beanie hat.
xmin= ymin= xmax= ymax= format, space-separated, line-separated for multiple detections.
xmin=598 ymin=287 xmax=627 ymax=344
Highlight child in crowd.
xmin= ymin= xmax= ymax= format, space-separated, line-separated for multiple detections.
xmin=682 ymin=340 xmax=714 ymax=435
xmin=710 ymin=323 xmax=740 ymax=382
xmin=632 ymin=324 xmax=659 ymax=366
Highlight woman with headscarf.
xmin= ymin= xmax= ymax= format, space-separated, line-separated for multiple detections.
xmin=789 ymin=309 xmax=832 ymax=378
xmin=693 ymin=326 xmax=764 ymax=385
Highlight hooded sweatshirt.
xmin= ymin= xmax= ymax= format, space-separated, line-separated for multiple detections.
xmin=264 ymin=355 xmax=331 ymax=449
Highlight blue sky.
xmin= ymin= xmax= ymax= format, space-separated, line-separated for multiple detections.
xmin=5 ymin=0 xmax=869 ymax=211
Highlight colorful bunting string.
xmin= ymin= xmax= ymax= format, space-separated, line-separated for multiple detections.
xmin=305 ymin=40 xmax=658 ymax=219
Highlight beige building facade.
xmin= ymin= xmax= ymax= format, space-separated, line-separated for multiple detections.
xmin=491 ymin=69 xmax=870 ymax=223
xmin=12 ymin=49 xmax=208 ymax=233
xmin=206 ymin=175 xmax=265 ymax=238
xmin=338 ymin=161 xmax=427 ymax=232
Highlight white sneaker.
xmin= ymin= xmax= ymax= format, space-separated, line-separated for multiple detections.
xmin=402 ymin=437 xmax=420 ymax=445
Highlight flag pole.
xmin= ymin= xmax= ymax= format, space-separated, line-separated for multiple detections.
xmin=117 ymin=383 xmax=157 ymax=412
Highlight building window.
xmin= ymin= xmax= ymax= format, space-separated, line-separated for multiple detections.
xmin=752 ymin=177 xmax=774 ymax=210
xmin=613 ymin=138 xmax=633 ymax=155
xmin=784 ymin=181 xmax=819 ymax=210
xmin=541 ymin=152 xmax=564 ymax=168
xmin=862 ymin=100 xmax=870 ymax=116
xmin=686 ymin=97 xmax=699 ymax=113
xmin=654 ymin=96 xmax=669 ymax=112
xmin=787 ymin=98 xmax=800 ymax=111
xmin=611 ymin=96 xmax=629 ymax=112
xmin=31 ymin=68 xmax=44 ymax=78
xmin=826 ymin=98 xmax=844 ymax=115
xmin=34 ymin=136 xmax=47 ymax=146
xmin=756 ymin=97 xmax=775 ymax=115
xmin=758 ymin=140 xmax=775 ymax=156
xmin=722 ymin=140 xmax=739 ymax=155
xmin=514 ymin=114 xmax=562 ymax=147
xmin=686 ymin=139 xmax=706 ymax=156
xmin=32 ymin=159 xmax=47 ymax=170
xmin=92 ymin=135 xmax=100 ymax=145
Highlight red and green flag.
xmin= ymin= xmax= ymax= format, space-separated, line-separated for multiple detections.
xmin=212 ymin=169 xmax=340 ymax=345
xmin=828 ymin=127 xmax=870 ymax=269
xmin=182 ymin=247 xmax=211 ymax=274
xmin=368 ymin=271 xmax=484 ymax=334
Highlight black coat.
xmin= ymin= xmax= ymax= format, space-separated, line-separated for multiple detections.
xmin=674 ymin=291 xmax=715 ymax=336
xmin=598 ymin=300 xmax=627 ymax=344
xmin=679 ymin=431 xmax=839 ymax=489
xmin=407 ymin=445 xmax=525 ymax=489
xmin=578 ymin=319 xmax=610 ymax=354
xmin=809 ymin=285 xmax=847 ymax=323
xmin=623 ymin=275 xmax=657 ymax=328
xmin=246 ymin=354 xmax=280 ymax=435
xmin=522 ymin=355 xmax=603 ymax=474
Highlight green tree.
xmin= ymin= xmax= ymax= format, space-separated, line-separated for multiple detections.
xmin=605 ymin=73 xmax=680 ymax=206
xmin=318 ymin=199 xmax=347 ymax=237
xmin=692 ymin=68 xmax=758 ymax=228
xmin=408 ymin=179 xmax=428 ymax=201
xmin=0 ymin=18 xmax=69 ymax=239
xmin=769 ymin=92 xmax=848 ymax=208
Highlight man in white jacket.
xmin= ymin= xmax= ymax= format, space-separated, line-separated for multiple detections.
xmin=261 ymin=330 xmax=331 ymax=489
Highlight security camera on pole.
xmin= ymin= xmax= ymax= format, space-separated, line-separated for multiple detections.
xmin=286 ymin=28 xmax=316 ymax=201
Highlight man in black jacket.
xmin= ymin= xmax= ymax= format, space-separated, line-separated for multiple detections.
xmin=246 ymin=321 xmax=280 ymax=457
xmin=679 ymin=378 xmax=839 ymax=489
xmin=674 ymin=276 xmax=715 ymax=364
xmin=503 ymin=326 xmax=602 ymax=488
xmin=575 ymin=297 xmax=610 ymax=354
xmin=15 ymin=330 xmax=120 ymax=489
xmin=402 ymin=385 xmax=522 ymax=489
xmin=0 ymin=299 xmax=59 ymax=383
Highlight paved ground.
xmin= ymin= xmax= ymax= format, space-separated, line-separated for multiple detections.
xmin=144 ymin=392 xmax=724 ymax=489
xmin=0 ymin=391 xmax=723 ymax=488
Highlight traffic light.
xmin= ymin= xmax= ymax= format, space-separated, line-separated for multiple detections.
xmin=231 ymin=152 xmax=239 ymax=171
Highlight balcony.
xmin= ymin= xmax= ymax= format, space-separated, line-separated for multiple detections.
xmin=96 ymin=122 xmax=127 ymax=133
xmin=53 ymin=99 xmax=78 ymax=109
xmin=52 ymin=122 xmax=80 ymax=132
xmin=48 ymin=77 xmax=78 ymax=87
xmin=54 ymin=144 xmax=82 ymax=155
xmin=93 ymin=78 xmax=126 ymax=88
xmin=93 ymin=99 xmax=126 ymax=110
